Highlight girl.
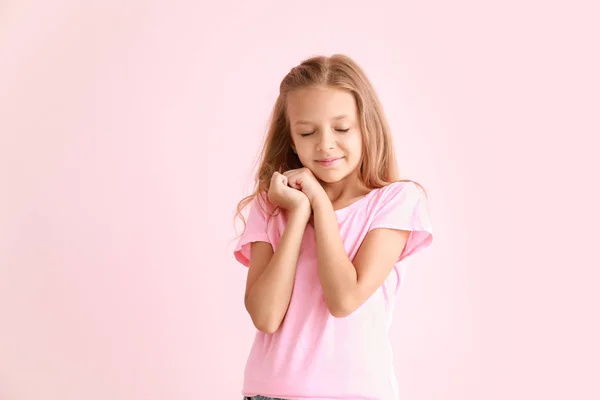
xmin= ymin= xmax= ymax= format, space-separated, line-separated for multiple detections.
xmin=233 ymin=54 xmax=434 ymax=400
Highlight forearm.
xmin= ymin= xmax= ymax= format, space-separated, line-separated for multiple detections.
xmin=312 ymin=197 xmax=359 ymax=317
xmin=245 ymin=210 xmax=309 ymax=332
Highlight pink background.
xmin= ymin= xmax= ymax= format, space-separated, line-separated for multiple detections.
xmin=1 ymin=1 xmax=598 ymax=399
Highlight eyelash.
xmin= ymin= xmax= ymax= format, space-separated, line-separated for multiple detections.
xmin=300 ymin=128 xmax=349 ymax=137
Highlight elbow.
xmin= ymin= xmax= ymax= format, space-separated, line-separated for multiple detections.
xmin=245 ymin=298 xmax=282 ymax=334
xmin=326 ymin=295 xmax=358 ymax=319
xmin=250 ymin=313 xmax=281 ymax=334
xmin=329 ymin=305 xmax=355 ymax=319
xmin=254 ymin=319 xmax=280 ymax=334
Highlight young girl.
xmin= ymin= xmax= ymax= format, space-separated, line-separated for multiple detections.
xmin=233 ymin=54 xmax=434 ymax=400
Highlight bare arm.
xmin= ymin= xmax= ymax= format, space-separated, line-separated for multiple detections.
xmin=312 ymin=196 xmax=410 ymax=318
xmin=244 ymin=209 xmax=310 ymax=333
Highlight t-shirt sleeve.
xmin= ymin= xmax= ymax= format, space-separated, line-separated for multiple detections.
xmin=370 ymin=181 xmax=434 ymax=262
xmin=233 ymin=193 xmax=272 ymax=268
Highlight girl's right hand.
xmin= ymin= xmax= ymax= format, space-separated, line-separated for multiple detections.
xmin=268 ymin=171 xmax=311 ymax=217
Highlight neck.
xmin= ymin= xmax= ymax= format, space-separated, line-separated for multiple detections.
xmin=319 ymin=176 xmax=369 ymax=204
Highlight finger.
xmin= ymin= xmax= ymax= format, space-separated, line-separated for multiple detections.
xmin=284 ymin=171 xmax=299 ymax=182
xmin=289 ymin=178 xmax=301 ymax=190
xmin=284 ymin=173 xmax=295 ymax=185
xmin=282 ymin=171 xmax=293 ymax=182
xmin=270 ymin=173 xmax=283 ymax=189
xmin=282 ymin=169 xmax=299 ymax=177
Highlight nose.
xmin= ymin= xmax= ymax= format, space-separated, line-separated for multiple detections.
xmin=316 ymin=129 xmax=335 ymax=152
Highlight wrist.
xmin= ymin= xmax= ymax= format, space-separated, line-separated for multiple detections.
xmin=289 ymin=207 xmax=311 ymax=223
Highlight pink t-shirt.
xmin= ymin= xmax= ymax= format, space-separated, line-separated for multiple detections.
xmin=234 ymin=181 xmax=434 ymax=400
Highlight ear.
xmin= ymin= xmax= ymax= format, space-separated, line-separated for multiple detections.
xmin=291 ymin=143 xmax=297 ymax=154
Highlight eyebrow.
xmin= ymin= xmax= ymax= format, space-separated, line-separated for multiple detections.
xmin=293 ymin=114 xmax=350 ymax=125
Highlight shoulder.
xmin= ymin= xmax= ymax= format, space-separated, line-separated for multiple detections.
xmin=373 ymin=180 xmax=424 ymax=204
xmin=249 ymin=190 xmax=279 ymax=216
xmin=240 ymin=191 xmax=283 ymax=234
xmin=367 ymin=180 xmax=430 ymax=224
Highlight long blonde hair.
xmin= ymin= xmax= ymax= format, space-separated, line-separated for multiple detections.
xmin=234 ymin=54 xmax=426 ymax=232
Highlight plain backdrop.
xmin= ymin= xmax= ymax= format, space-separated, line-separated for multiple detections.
xmin=1 ymin=1 xmax=599 ymax=399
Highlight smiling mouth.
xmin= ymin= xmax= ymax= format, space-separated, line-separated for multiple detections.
xmin=316 ymin=157 xmax=343 ymax=166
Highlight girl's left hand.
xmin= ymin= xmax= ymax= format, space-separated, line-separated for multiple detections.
xmin=283 ymin=168 xmax=327 ymax=205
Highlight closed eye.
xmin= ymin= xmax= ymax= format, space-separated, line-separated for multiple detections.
xmin=299 ymin=128 xmax=349 ymax=137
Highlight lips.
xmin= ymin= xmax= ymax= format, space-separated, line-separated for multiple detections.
xmin=316 ymin=157 xmax=343 ymax=166
xmin=318 ymin=157 xmax=341 ymax=162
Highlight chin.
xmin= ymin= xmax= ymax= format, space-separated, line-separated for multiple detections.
xmin=315 ymin=171 xmax=349 ymax=184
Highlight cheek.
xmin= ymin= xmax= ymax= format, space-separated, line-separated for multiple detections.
xmin=294 ymin=146 xmax=312 ymax=164
xmin=347 ymin=135 xmax=363 ymax=157
xmin=295 ymin=145 xmax=308 ymax=158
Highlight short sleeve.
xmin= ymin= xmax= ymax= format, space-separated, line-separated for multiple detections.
xmin=370 ymin=182 xmax=434 ymax=262
xmin=233 ymin=193 xmax=272 ymax=267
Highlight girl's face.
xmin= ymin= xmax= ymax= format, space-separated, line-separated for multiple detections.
xmin=286 ymin=86 xmax=363 ymax=185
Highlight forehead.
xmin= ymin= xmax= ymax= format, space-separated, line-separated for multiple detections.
xmin=286 ymin=86 xmax=357 ymax=124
